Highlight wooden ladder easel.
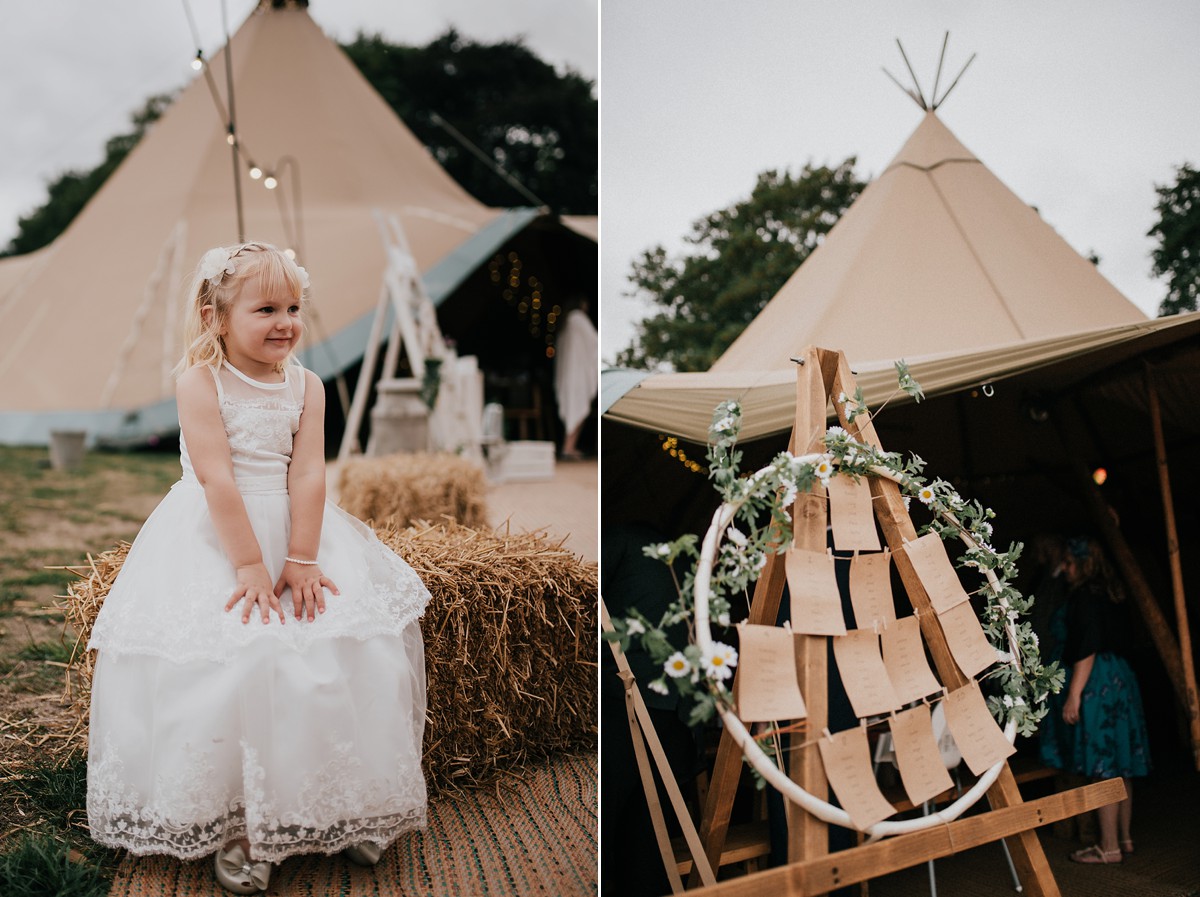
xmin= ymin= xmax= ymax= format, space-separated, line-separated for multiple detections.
xmin=687 ymin=345 xmax=1123 ymax=896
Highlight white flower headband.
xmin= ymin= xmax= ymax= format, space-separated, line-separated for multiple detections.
xmin=196 ymin=245 xmax=310 ymax=290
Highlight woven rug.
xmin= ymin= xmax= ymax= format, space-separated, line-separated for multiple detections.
xmin=107 ymin=751 xmax=597 ymax=897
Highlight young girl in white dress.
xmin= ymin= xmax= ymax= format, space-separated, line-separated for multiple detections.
xmin=87 ymin=242 xmax=430 ymax=894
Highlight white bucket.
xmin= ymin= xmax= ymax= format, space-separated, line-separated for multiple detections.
xmin=49 ymin=430 xmax=87 ymax=471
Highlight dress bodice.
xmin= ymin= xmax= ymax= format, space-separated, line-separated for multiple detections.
xmin=180 ymin=362 xmax=306 ymax=484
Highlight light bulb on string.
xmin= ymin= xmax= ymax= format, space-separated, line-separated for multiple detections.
xmin=191 ymin=51 xmax=204 ymax=72
xmin=226 ymin=133 xmax=236 ymax=147
xmin=264 ymin=175 xmax=278 ymax=190
xmin=249 ymin=165 xmax=262 ymax=180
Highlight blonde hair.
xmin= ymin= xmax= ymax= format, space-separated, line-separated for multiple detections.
xmin=175 ymin=242 xmax=307 ymax=376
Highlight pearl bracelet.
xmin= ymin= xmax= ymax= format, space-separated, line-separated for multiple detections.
xmin=285 ymin=556 xmax=319 ymax=566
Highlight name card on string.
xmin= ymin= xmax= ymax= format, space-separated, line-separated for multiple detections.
xmin=937 ymin=601 xmax=999 ymax=679
xmin=888 ymin=704 xmax=955 ymax=806
xmin=848 ymin=550 xmax=895 ymax=629
xmin=734 ymin=623 xmax=808 ymax=722
xmin=902 ymin=532 xmax=972 ymax=614
xmin=818 ymin=726 xmax=897 ymax=831
xmin=832 ymin=628 xmax=900 ymax=718
xmin=880 ymin=615 xmax=943 ymax=705
xmin=785 ymin=547 xmax=847 ymax=636
xmin=942 ymin=679 xmax=1016 ymax=775
xmin=827 ymin=474 xmax=881 ymax=551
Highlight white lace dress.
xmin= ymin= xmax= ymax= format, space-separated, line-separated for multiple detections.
xmin=87 ymin=362 xmax=430 ymax=861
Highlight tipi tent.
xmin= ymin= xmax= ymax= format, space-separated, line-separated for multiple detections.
xmin=0 ymin=2 xmax=581 ymax=445
xmin=605 ymin=109 xmax=1161 ymax=441
xmin=602 ymin=107 xmax=1200 ymax=769
xmin=713 ymin=110 xmax=1146 ymax=372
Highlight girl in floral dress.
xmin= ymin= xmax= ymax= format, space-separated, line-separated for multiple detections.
xmin=87 ymin=243 xmax=430 ymax=893
xmin=1040 ymin=536 xmax=1150 ymax=865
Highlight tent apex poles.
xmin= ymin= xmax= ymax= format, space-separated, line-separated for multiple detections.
xmin=934 ymin=53 xmax=976 ymax=110
xmin=881 ymin=67 xmax=925 ymax=110
xmin=895 ymin=39 xmax=928 ymax=109
xmin=931 ymin=32 xmax=950 ymax=110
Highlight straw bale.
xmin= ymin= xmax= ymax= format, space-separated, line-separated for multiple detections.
xmin=337 ymin=453 xmax=488 ymax=528
xmin=60 ymin=524 xmax=596 ymax=795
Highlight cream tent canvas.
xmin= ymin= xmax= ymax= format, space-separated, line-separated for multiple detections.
xmin=607 ymin=109 xmax=1155 ymax=440
xmin=713 ymin=110 xmax=1146 ymax=373
xmin=0 ymin=2 xmax=539 ymax=444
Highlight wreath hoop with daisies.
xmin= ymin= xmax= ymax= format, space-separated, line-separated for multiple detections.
xmin=606 ymin=366 xmax=1062 ymax=839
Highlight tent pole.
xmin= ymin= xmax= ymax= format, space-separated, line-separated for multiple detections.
xmin=1055 ymin=401 xmax=1190 ymax=714
xmin=337 ymin=283 xmax=389 ymax=462
xmin=1145 ymin=363 xmax=1200 ymax=770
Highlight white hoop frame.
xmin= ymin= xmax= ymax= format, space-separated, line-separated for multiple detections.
xmin=693 ymin=453 xmax=1018 ymax=840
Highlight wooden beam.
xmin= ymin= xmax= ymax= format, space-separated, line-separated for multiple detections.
xmin=1145 ymin=364 xmax=1200 ymax=770
xmin=1054 ymin=401 xmax=1189 ymax=709
xmin=690 ymin=548 xmax=789 ymax=887
xmin=825 ymin=349 xmax=1059 ymax=897
xmin=686 ymin=779 xmax=1125 ymax=896
xmin=790 ymin=347 xmax=830 ymax=867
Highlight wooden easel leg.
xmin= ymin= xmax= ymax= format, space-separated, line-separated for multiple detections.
xmin=691 ymin=549 xmax=789 ymax=887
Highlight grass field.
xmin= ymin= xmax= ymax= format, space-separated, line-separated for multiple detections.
xmin=0 ymin=444 xmax=179 ymax=894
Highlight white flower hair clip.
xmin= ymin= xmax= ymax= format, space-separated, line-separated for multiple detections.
xmin=198 ymin=247 xmax=238 ymax=285
xmin=294 ymin=264 xmax=310 ymax=290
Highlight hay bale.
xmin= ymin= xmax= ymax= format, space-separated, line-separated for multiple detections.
xmin=337 ymin=453 xmax=488 ymax=528
xmin=382 ymin=522 xmax=597 ymax=794
xmin=61 ymin=524 xmax=596 ymax=796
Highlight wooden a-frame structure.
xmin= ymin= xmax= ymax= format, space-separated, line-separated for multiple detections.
xmin=680 ymin=345 xmax=1122 ymax=895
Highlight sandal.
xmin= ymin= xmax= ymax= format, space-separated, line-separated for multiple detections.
xmin=1120 ymin=839 xmax=1135 ymax=855
xmin=343 ymin=841 xmax=383 ymax=867
xmin=214 ymin=844 xmax=272 ymax=894
xmin=1070 ymin=845 xmax=1123 ymax=865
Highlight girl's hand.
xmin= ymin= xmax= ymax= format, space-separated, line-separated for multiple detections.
xmin=1062 ymin=693 xmax=1082 ymax=725
xmin=226 ymin=563 xmax=286 ymax=625
xmin=275 ymin=560 xmax=340 ymax=622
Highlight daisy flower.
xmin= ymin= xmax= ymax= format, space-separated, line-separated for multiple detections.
xmin=725 ymin=526 xmax=748 ymax=546
xmin=647 ymin=679 xmax=670 ymax=696
xmin=625 ymin=618 xmax=646 ymax=636
xmin=917 ymin=484 xmax=936 ymax=504
xmin=664 ymin=652 xmax=692 ymax=678
xmin=701 ymin=642 xmax=739 ymax=681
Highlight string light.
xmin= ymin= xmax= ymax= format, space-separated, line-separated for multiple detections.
xmin=248 ymin=165 xmax=262 ymax=180
xmin=191 ymin=50 xmax=204 ymax=72
xmin=264 ymin=175 xmax=278 ymax=190
xmin=659 ymin=435 xmax=705 ymax=474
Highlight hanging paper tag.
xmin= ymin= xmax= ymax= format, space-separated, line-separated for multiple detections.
xmin=849 ymin=550 xmax=895 ymax=629
xmin=786 ymin=547 xmax=847 ymax=636
xmin=832 ymin=629 xmax=900 ymax=718
xmin=828 ymin=475 xmax=881 ymax=551
xmin=817 ymin=726 xmax=897 ymax=831
xmin=942 ymin=680 xmax=1016 ymax=775
xmin=902 ymin=532 xmax=972 ymax=614
xmin=880 ymin=615 xmax=943 ymax=704
xmin=888 ymin=704 xmax=956 ymax=806
xmin=937 ymin=601 xmax=998 ymax=678
xmin=734 ymin=623 xmax=808 ymax=722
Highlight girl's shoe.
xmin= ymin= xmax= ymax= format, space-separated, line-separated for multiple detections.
xmin=343 ymin=841 xmax=383 ymax=866
xmin=214 ymin=844 xmax=272 ymax=894
xmin=1069 ymin=845 xmax=1123 ymax=865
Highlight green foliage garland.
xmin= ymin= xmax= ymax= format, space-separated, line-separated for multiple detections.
xmin=605 ymin=370 xmax=1063 ymax=740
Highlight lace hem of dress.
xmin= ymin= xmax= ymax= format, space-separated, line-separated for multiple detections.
xmin=88 ymin=806 xmax=427 ymax=861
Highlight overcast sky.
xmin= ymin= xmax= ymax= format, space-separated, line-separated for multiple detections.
xmin=601 ymin=1 xmax=1200 ymax=363
xmin=0 ymin=0 xmax=596 ymax=249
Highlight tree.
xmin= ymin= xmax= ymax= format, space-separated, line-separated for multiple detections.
xmin=1148 ymin=163 xmax=1200 ymax=316
xmin=341 ymin=29 xmax=596 ymax=214
xmin=2 ymin=94 xmax=172 ymax=257
xmin=4 ymin=31 xmax=596 ymax=256
xmin=617 ymin=160 xmax=866 ymax=372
